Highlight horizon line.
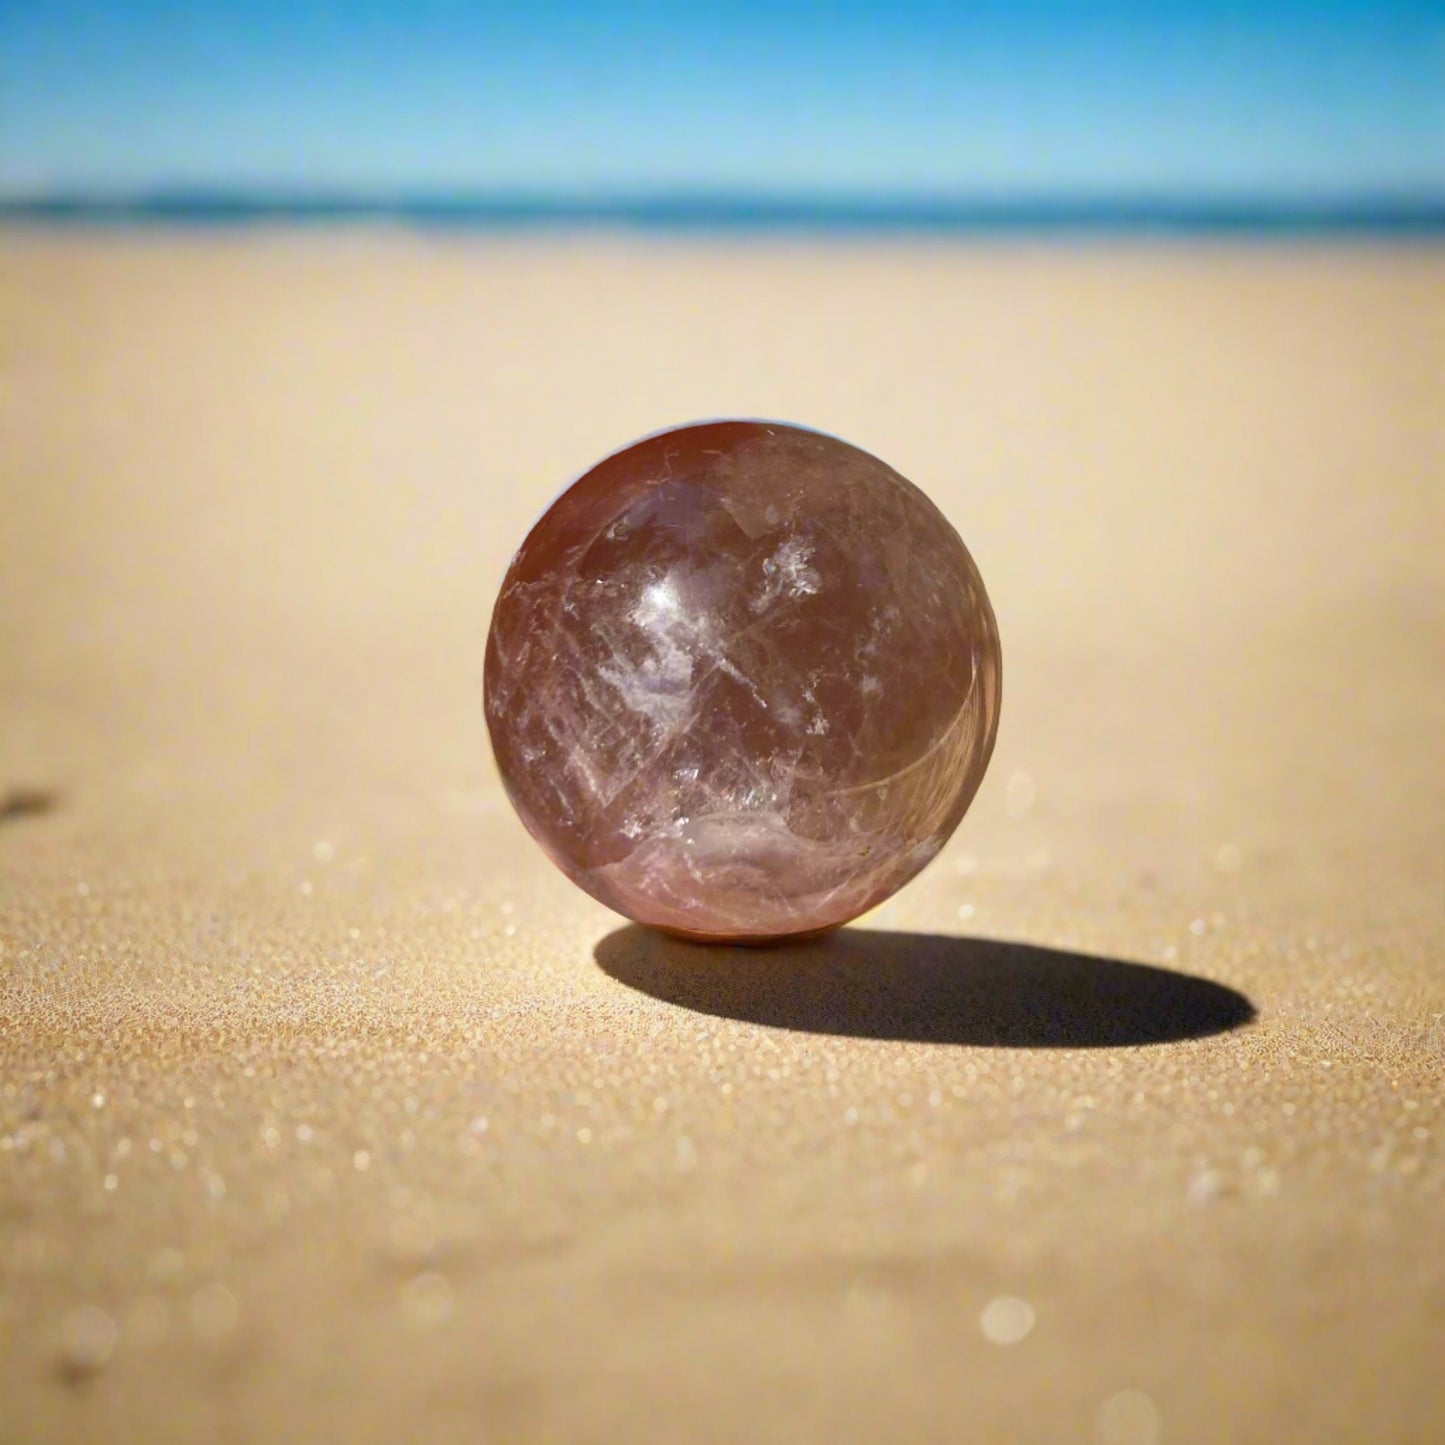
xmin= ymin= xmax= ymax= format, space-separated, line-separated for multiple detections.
xmin=3 ymin=188 xmax=1443 ymax=235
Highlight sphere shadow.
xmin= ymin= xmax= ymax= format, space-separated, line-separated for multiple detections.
xmin=595 ymin=925 xmax=1255 ymax=1048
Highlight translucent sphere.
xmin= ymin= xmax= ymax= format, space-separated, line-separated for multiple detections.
xmin=485 ymin=421 xmax=1001 ymax=942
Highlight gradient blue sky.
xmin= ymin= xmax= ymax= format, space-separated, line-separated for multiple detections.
xmin=1 ymin=1 xmax=1441 ymax=200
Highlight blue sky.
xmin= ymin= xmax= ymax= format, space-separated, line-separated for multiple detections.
xmin=0 ymin=1 xmax=1441 ymax=200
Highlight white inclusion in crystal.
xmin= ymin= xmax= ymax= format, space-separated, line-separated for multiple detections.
xmin=635 ymin=579 xmax=679 ymax=627
xmin=599 ymin=577 xmax=700 ymax=732
xmin=598 ymin=808 xmax=879 ymax=929
xmin=752 ymin=538 xmax=820 ymax=613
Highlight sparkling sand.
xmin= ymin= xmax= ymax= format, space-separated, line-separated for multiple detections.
xmin=2 ymin=234 xmax=1442 ymax=1442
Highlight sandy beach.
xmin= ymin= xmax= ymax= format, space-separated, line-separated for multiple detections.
xmin=2 ymin=233 xmax=1442 ymax=1442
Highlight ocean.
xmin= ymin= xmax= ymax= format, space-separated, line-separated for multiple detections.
xmin=3 ymin=192 xmax=1443 ymax=235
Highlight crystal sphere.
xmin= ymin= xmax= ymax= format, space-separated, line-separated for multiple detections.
xmin=485 ymin=421 xmax=1001 ymax=942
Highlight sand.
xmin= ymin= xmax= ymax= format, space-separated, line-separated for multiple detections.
xmin=1 ymin=232 xmax=1442 ymax=1443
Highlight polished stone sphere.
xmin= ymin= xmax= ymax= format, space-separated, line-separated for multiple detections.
xmin=485 ymin=421 xmax=1001 ymax=942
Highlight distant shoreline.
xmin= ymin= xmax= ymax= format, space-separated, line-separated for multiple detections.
xmin=3 ymin=193 xmax=1442 ymax=236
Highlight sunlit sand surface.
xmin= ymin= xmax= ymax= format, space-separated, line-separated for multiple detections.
xmin=2 ymin=232 xmax=1442 ymax=1442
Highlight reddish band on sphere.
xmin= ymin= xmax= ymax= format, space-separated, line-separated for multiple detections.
xmin=484 ymin=420 xmax=1001 ymax=942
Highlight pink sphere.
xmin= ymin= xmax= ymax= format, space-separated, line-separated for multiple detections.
xmin=485 ymin=421 xmax=1001 ymax=942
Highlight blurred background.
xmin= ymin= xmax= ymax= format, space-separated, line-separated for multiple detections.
xmin=2 ymin=0 xmax=1438 ymax=758
xmin=2 ymin=0 xmax=1442 ymax=225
